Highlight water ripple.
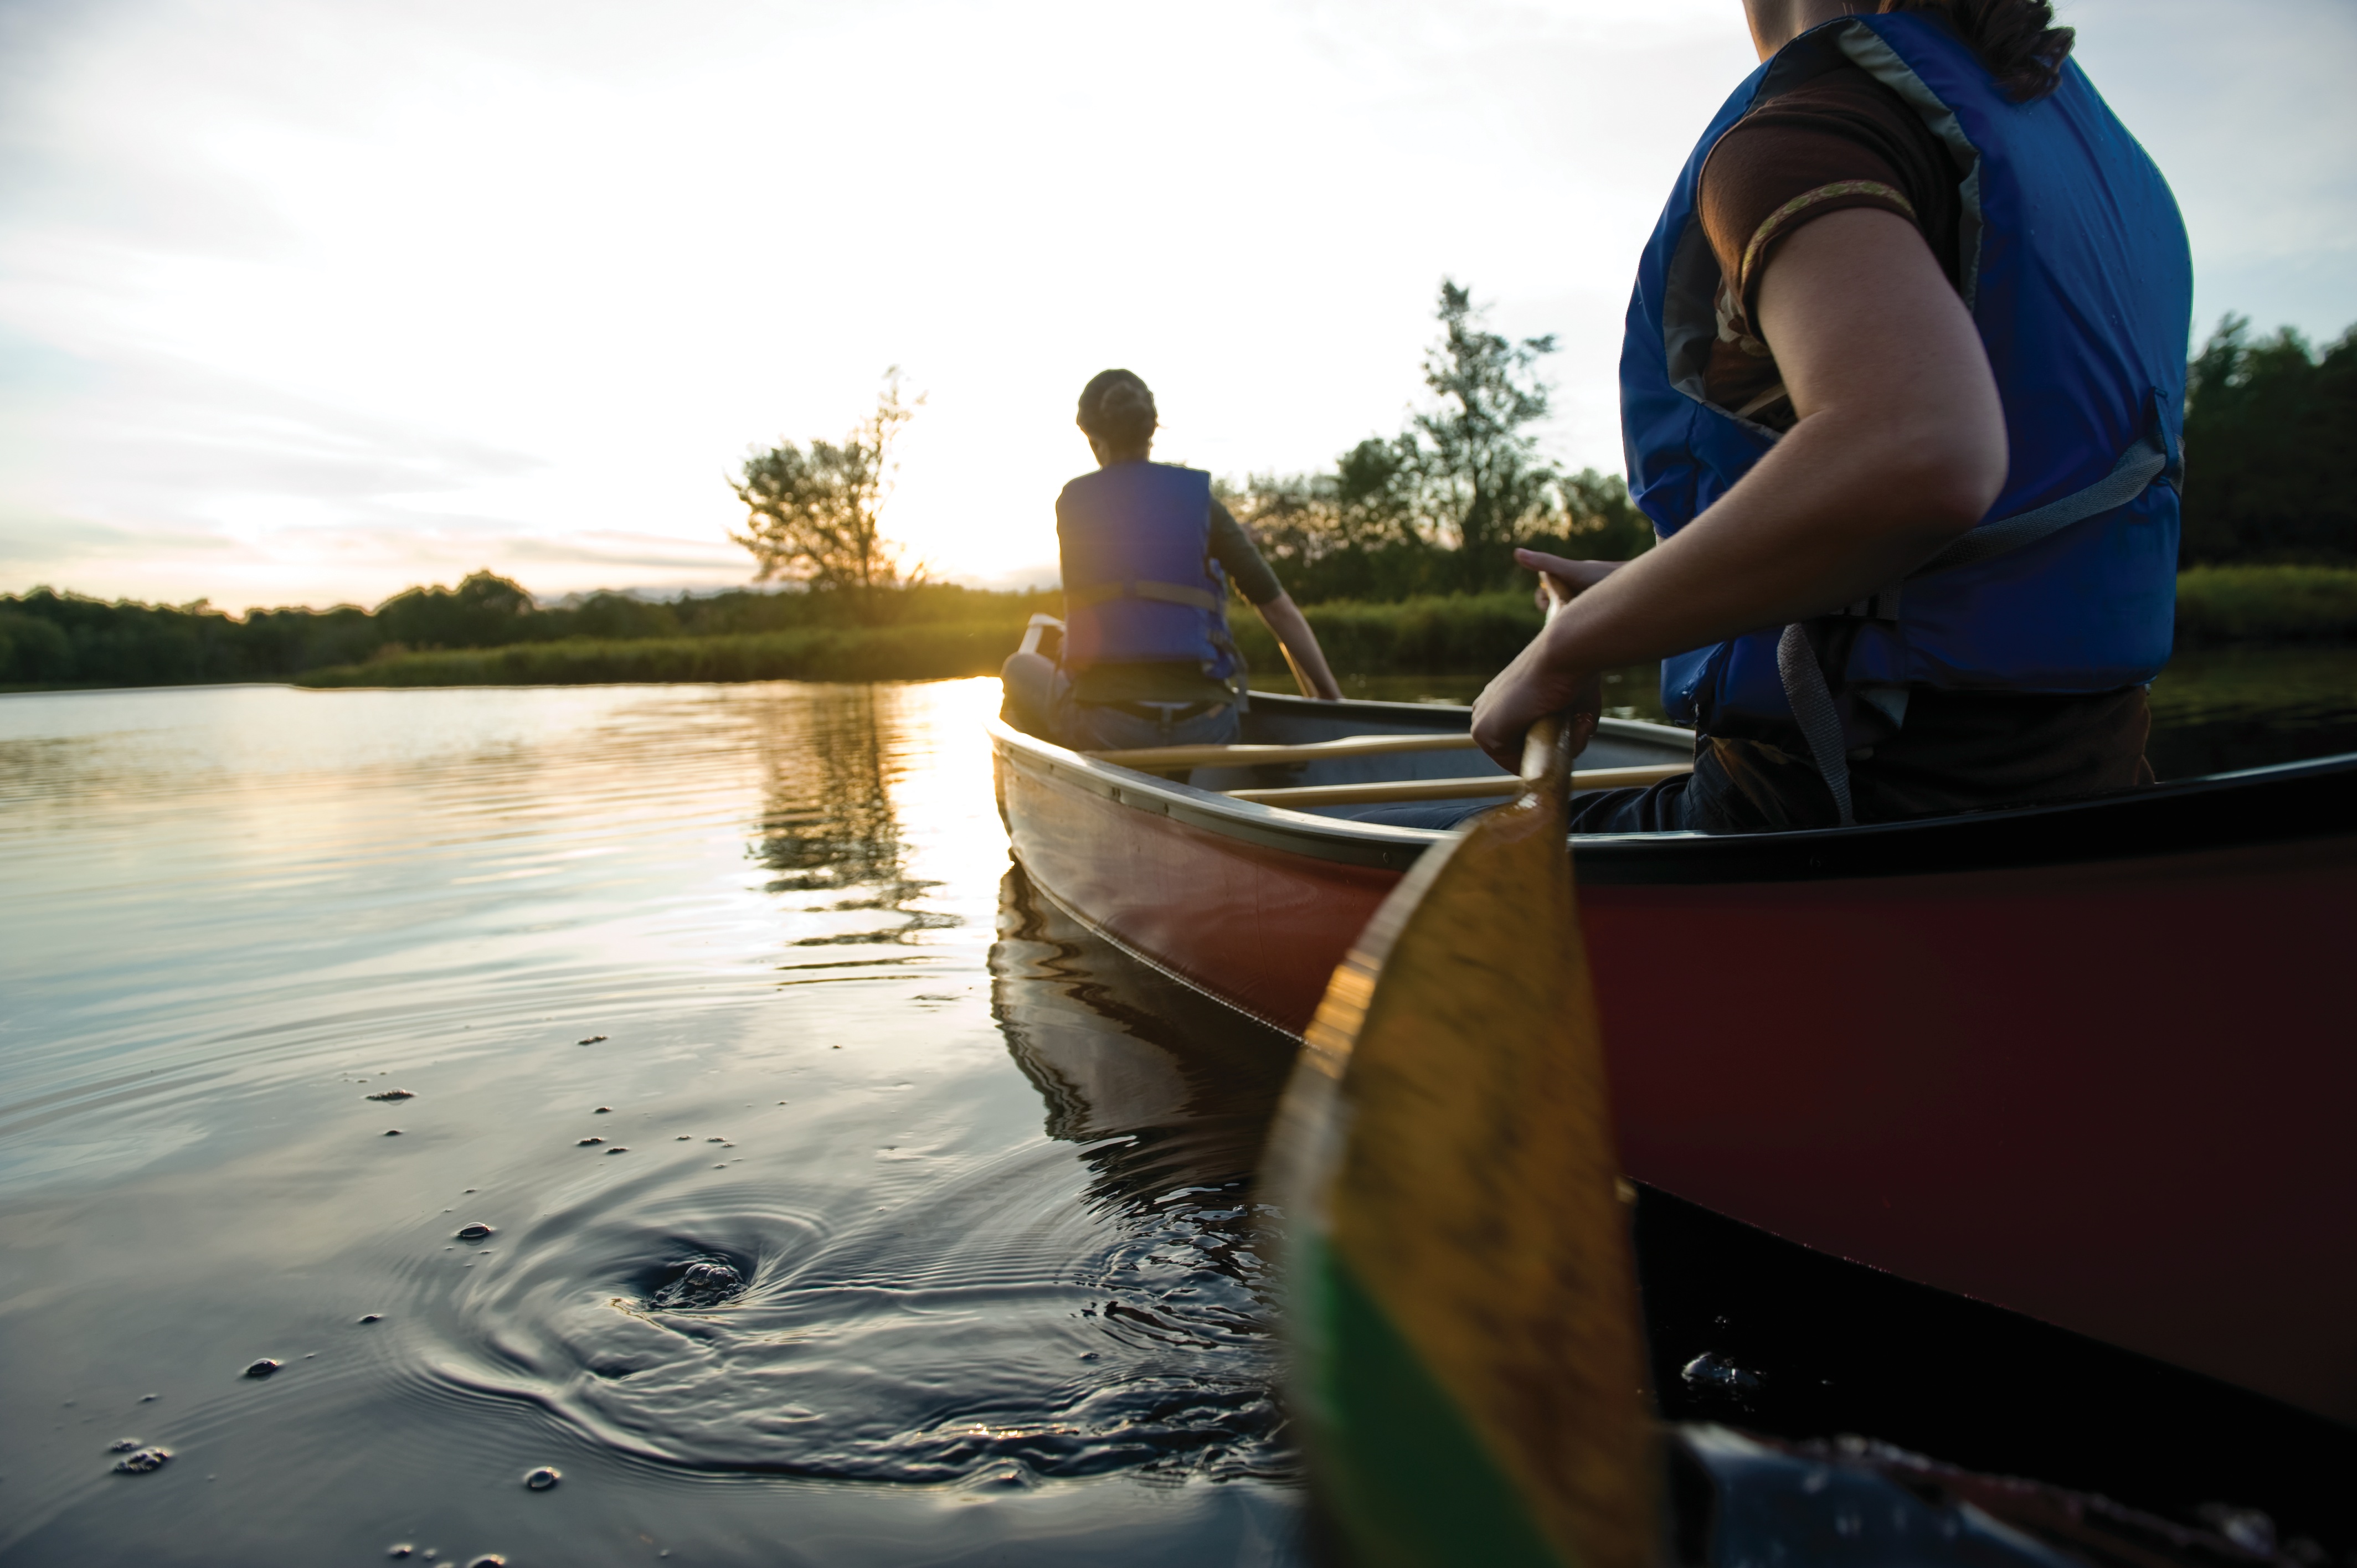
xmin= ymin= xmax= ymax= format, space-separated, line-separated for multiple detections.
xmin=425 ymin=1136 xmax=1288 ymax=1482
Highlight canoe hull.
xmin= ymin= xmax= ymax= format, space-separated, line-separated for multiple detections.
xmin=995 ymin=709 xmax=2357 ymax=1425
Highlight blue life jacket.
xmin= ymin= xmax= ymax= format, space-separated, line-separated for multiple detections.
xmin=1622 ymin=13 xmax=2192 ymax=792
xmin=1056 ymin=461 xmax=1241 ymax=685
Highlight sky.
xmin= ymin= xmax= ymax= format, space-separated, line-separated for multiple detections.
xmin=1 ymin=0 xmax=2351 ymax=611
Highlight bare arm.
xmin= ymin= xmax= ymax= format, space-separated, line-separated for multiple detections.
xmin=1255 ymin=593 xmax=1343 ymax=701
xmin=1469 ymin=207 xmax=2008 ymax=767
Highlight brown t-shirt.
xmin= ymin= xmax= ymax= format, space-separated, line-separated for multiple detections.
xmin=1682 ymin=63 xmax=2157 ymax=822
xmin=1697 ymin=67 xmax=1962 ymax=431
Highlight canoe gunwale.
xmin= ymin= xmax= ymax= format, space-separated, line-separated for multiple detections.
xmin=992 ymin=715 xmax=1438 ymax=871
xmin=992 ymin=705 xmax=2357 ymax=886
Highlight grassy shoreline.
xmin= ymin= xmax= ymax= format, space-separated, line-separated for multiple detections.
xmin=2172 ymin=565 xmax=2357 ymax=643
xmin=181 ymin=564 xmax=2357 ymax=692
xmin=294 ymin=618 xmax=1036 ymax=688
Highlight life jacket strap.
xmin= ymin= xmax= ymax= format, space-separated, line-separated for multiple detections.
xmin=1777 ymin=622 xmax=1859 ymax=828
xmin=1066 ymin=579 xmax=1224 ymax=613
xmin=1910 ymin=430 xmax=2170 ymax=581
xmin=1777 ymin=427 xmax=2170 ymax=827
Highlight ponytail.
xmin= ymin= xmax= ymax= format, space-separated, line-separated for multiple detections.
xmin=1879 ymin=0 xmax=2076 ymax=102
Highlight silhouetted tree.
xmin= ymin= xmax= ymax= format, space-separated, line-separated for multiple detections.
xmin=2181 ymin=316 xmax=2356 ymax=564
xmin=374 ymin=570 xmax=534 ymax=648
xmin=1545 ymin=467 xmax=1656 ymax=564
xmin=1221 ymin=281 xmax=1651 ymax=601
xmin=1407 ymin=280 xmax=1567 ymax=585
xmin=730 ymin=371 xmax=925 ymax=623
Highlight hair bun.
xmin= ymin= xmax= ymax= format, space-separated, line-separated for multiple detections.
xmin=1077 ymin=369 xmax=1157 ymax=451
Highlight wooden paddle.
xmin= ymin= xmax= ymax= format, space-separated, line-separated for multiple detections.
xmin=1263 ymin=584 xmax=1658 ymax=1567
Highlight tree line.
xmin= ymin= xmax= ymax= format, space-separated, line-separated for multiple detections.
xmin=0 ymin=574 xmax=1050 ymax=688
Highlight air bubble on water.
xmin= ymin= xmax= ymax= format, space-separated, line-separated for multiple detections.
xmin=110 ymin=1438 xmax=141 ymax=1452
xmin=523 ymin=1465 xmax=560 ymax=1491
xmin=456 ymin=1224 xmax=495 ymax=1241
xmin=244 ymin=1358 xmax=281 ymax=1378
xmin=112 ymin=1446 xmax=171 ymax=1473
xmin=578 ymin=1137 xmax=605 ymax=1147
xmin=360 ymin=1314 xmax=383 ymax=1323
xmin=1679 ymin=1352 xmax=1761 ymax=1396
xmin=649 ymin=1257 xmax=747 ymax=1311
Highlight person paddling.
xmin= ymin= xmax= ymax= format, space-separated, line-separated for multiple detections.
xmin=1002 ymin=369 xmax=1341 ymax=750
xmin=1473 ymin=0 xmax=2191 ymax=832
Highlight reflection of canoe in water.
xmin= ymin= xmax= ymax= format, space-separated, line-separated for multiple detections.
xmin=990 ymin=689 xmax=2357 ymax=1430
xmin=988 ymin=865 xmax=1295 ymax=1196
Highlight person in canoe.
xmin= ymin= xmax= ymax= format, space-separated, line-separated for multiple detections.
xmin=1001 ymin=369 xmax=1342 ymax=751
xmin=1471 ymin=0 xmax=2191 ymax=832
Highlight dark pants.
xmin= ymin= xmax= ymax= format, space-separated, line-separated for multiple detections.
xmin=1000 ymin=652 xmax=1241 ymax=751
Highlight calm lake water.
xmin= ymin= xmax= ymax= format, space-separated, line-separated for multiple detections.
xmin=0 ymin=679 xmax=1304 ymax=1566
xmin=3 ymin=652 xmax=2351 ymax=1564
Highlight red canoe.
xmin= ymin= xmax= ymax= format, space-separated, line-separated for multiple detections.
xmin=990 ymin=689 xmax=2357 ymax=1426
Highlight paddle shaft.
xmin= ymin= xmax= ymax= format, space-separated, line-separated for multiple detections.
xmin=1521 ymin=574 xmax=1582 ymax=803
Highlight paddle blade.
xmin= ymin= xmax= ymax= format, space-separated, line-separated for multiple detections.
xmin=1267 ymin=781 xmax=1658 ymax=1568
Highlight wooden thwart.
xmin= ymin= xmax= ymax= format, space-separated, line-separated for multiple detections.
xmin=1227 ymin=762 xmax=1690 ymax=808
xmin=1087 ymin=731 xmax=1480 ymax=771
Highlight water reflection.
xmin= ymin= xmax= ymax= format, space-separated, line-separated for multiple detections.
xmin=991 ymin=866 xmax=1297 ymax=1188
xmin=0 ymin=680 xmax=1301 ymax=1565
xmin=985 ymin=865 xmax=1300 ymax=1463
xmin=752 ymin=684 xmax=957 ymax=946
xmin=2144 ymin=646 xmax=2357 ymax=777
